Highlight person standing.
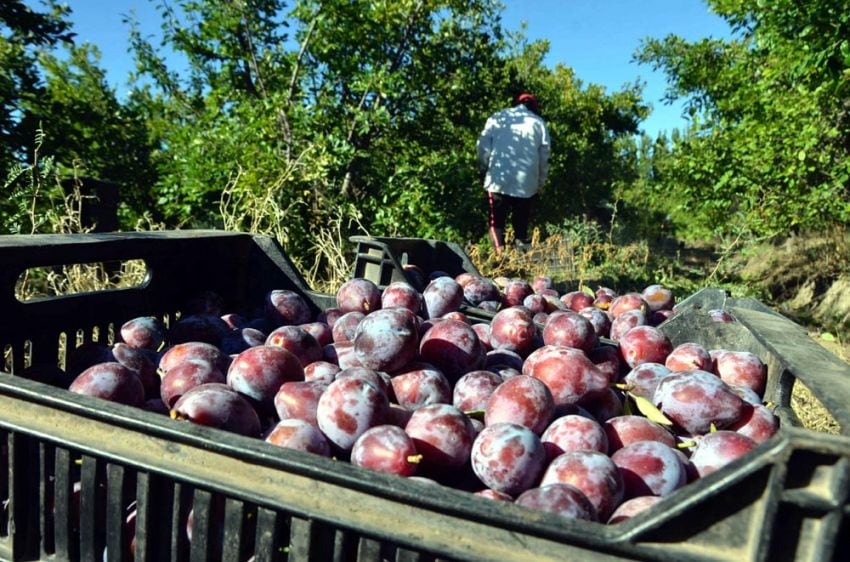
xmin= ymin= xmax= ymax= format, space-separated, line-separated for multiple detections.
xmin=476 ymin=92 xmax=551 ymax=253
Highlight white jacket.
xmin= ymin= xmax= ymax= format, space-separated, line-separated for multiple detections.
xmin=476 ymin=105 xmax=551 ymax=198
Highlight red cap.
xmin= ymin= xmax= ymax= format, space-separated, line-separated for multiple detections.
xmin=516 ymin=92 xmax=539 ymax=113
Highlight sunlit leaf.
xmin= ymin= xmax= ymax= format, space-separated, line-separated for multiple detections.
xmin=627 ymin=392 xmax=674 ymax=426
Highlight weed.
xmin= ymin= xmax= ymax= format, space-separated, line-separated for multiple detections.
xmin=219 ymin=160 xmax=368 ymax=292
xmin=5 ymin=130 xmax=150 ymax=300
xmin=3 ymin=126 xmax=63 ymax=235
xmin=305 ymin=205 xmax=369 ymax=294
xmin=467 ymin=217 xmax=704 ymax=297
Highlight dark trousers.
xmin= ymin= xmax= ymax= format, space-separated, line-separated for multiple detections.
xmin=488 ymin=192 xmax=534 ymax=250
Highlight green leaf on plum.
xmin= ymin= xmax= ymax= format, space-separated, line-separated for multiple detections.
xmin=627 ymin=392 xmax=674 ymax=426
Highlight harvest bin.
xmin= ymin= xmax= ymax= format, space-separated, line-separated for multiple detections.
xmin=349 ymin=235 xmax=497 ymax=320
xmin=350 ymin=236 xmax=481 ymax=292
xmin=0 ymin=231 xmax=849 ymax=562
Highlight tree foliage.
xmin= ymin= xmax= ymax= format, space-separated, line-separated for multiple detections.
xmin=632 ymin=0 xmax=850 ymax=241
xmin=126 ymin=0 xmax=645 ymax=263
xmin=2 ymin=1 xmax=157 ymax=229
xmin=1 ymin=0 xmax=649 ymax=262
xmin=0 ymin=0 xmax=73 ymax=172
xmin=13 ymin=0 xmax=812 ymax=270
xmin=37 ymin=44 xmax=158 ymax=217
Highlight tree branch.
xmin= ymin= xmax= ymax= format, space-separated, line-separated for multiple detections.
xmin=340 ymin=0 xmax=426 ymax=197
xmin=287 ymin=5 xmax=321 ymax=104
xmin=279 ymin=3 xmax=323 ymax=161
xmin=236 ymin=1 xmax=267 ymax=98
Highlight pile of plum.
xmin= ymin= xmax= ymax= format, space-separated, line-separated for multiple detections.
xmin=64 ymin=273 xmax=778 ymax=525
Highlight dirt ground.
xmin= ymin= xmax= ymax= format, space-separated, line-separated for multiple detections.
xmin=730 ymin=231 xmax=850 ymax=327
xmin=792 ymin=332 xmax=845 ymax=434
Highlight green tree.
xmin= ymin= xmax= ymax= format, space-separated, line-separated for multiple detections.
xmin=129 ymin=0 xmax=512 ymax=256
xmin=35 ymin=43 xmax=159 ymax=222
xmin=126 ymin=0 xmax=652 ymax=267
xmin=2 ymin=1 xmax=158 ymax=231
xmin=0 ymin=0 xmax=73 ymax=172
xmin=291 ymin=0 xmax=510 ymax=240
xmin=635 ymin=0 xmax=850 ymax=240
xmin=126 ymin=0 xmax=293 ymax=225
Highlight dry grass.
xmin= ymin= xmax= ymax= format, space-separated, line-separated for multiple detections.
xmin=303 ymin=211 xmax=367 ymax=294
xmin=15 ymin=260 xmax=149 ymax=302
xmin=792 ymin=382 xmax=841 ymax=435
xmin=466 ymin=227 xmax=657 ymax=294
xmin=466 ymin=228 xmax=554 ymax=282
xmin=791 ymin=330 xmax=849 ymax=435
xmin=11 ymin=174 xmax=158 ymax=301
xmin=220 ymin=165 xmax=302 ymax=252
xmin=6 ymin=172 xmax=139 ymax=299
xmin=219 ymin=163 xmax=367 ymax=294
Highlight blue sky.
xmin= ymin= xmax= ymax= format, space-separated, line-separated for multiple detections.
xmin=56 ymin=0 xmax=733 ymax=137
xmin=499 ymin=1 xmax=733 ymax=136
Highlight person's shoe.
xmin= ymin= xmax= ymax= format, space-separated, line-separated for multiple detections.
xmin=513 ymin=239 xmax=532 ymax=253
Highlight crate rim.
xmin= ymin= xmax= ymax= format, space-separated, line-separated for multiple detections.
xmin=5 ymin=372 xmax=845 ymax=552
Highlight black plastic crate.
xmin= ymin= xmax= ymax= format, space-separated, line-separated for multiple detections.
xmin=350 ymin=236 xmax=481 ymax=292
xmin=0 ymin=231 xmax=848 ymax=561
xmin=349 ymin=236 xmax=496 ymax=320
